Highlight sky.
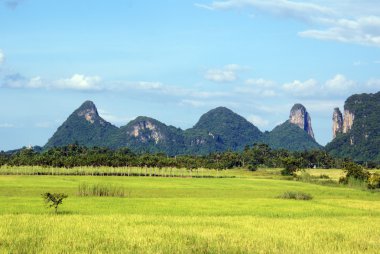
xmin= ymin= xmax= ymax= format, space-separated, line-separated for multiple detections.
xmin=1 ymin=0 xmax=380 ymax=151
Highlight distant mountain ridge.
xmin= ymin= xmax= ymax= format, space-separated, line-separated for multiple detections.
xmin=44 ymin=101 xmax=322 ymax=155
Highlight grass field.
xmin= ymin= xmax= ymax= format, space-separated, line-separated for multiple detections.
xmin=0 ymin=168 xmax=379 ymax=253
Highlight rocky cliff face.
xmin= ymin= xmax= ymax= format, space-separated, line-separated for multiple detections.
xmin=289 ymin=104 xmax=315 ymax=139
xmin=128 ymin=118 xmax=164 ymax=144
xmin=343 ymin=109 xmax=354 ymax=134
xmin=76 ymin=101 xmax=106 ymax=125
xmin=332 ymin=108 xmax=343 ymax=139
xmin=332 ymin=107 xmax=354 ymax=140
xmin=326 ymin=92 xmax=380 ymax=162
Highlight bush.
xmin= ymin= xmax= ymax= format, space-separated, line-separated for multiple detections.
xmin=42 ymin=192 xmax=68 ymax=213
xmin=277 ymin=191 xmax=313 ymax=200
xmin=247 ymin=164 xmax=258 ymax=171
xmin=343 ymin=162 xmax=369 ymax=181
xmin=368 ymin=173 xmax=380 ymax=189
xmin=77 ymin=183 xmax=126 ymax=197
xmin=281 ymin=157 xmax=302 ymax=176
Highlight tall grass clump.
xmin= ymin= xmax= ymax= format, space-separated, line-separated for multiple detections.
xmin=295 ymin=171 xmax=338 ymax=187
xmin=277 ymin=191 xmax=313 ymax=200
xmin=77 ymin=183 xmax=126 ymax=197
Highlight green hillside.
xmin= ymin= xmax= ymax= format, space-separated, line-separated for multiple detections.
xmin=264 ymin=121 xmax=322 ymax=151
xmin=326 ymin=92 xmax=380 ymax=162
xmin=44 ymin=101 xmax=118 ymax=148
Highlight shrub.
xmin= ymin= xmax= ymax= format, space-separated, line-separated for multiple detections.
xmin=281 ymin=157 xmax=302 ymax=176
xmin=247 ymin=164 xmax=258 ymax=171
xmin=343 ymin=162 xmax=369 ymax=181
xmin=277 ymin=191 xmax=313 ymax=200
xmin=42 ymin=192 xmax=68 ymax=213
xmin=368 ymin=173 xmax=380 ymax=189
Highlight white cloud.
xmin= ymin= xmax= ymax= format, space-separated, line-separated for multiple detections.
xmin=299 ymin=16 xmax=380 ymax=47
xmin=202 ymin=0 xmax=380 ymax=47
xmin=27 ymin=76 xmax=44 ymax=88
xmin=282 ymin=75 xmax=360 ymax=98
xmin=323 ymin=74 xmax=356 ymax=93
xmin=235 ymin=86 xmax=277 ymax=97
xmin=282 ymin=79 xmax=318 ymax=97
xmin=55 ymin=74 xmax=101 ymax=91
xmin=0 ymin=123 xmax=14 ymax=128
xmin=179 ymin=99 xmax=207 ymax=108
xmin=1 ymin=73 xmax=102 ymax=91
xmin=194 ymin=3 xmax=215 ymax=11
xmin=0 ymin=50 xmax=4 ymax=65
xmin=247 ymin=114 xmax=269 ymax=128
xmin=198 ymin=0 xmax=335 ymax=21
xmin=204 ymin=64 xmax=245 ymax=83
xmin=245 ymin=78 xmax=276 ymax=87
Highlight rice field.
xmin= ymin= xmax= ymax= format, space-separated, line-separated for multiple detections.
xmin=0 ymin=167 xmax=379 ymax=253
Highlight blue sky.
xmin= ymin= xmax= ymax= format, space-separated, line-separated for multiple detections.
xmin=1 ymin=0 xmax=380 ymax=150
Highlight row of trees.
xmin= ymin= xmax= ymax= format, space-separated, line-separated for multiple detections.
xmin=0 ymin=143 xmax=349 ymax=170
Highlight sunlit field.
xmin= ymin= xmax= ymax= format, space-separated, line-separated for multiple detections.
xmin=0 ymin=167 xmax=379 ymax=253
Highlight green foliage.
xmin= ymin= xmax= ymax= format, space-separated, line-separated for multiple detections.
xmin=3 ymin=144 xmax=342 ymax=170
xmin=185 ymin=107 xmax=264 ymax=153
xmin=45 ymin=101 xmax=119 ymax=149
xmin=338 ymin=162 xmax=380 ymax=190
xmin=368 ymin=173 xmax=380 ymax=189
xmin=263 ymin=121 xmax=322 ymax=151
xmin=277 ymin=191 xmax=313 ymax=200
xmin=41 ymin=192 xmax=68 ymax=213
xmin=247 ymin=164 xmax=258 ymax=171
xmin=340 ymin=162 xmax=369 ymax=182
xmin=326 ymin=92 xmax=380 ymax=163
xmin=281 ymin=156 xmax=303 ymax=176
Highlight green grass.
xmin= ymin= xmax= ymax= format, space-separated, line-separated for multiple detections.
xmin=0 ymin=168 xmax=379 ymax=253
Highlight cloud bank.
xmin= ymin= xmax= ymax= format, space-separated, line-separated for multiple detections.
xmin=198 ymin=0 xmax=380 ymax=47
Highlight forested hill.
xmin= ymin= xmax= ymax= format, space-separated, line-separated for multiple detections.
xmin=326 ymin=92 xmax=380 ymax=163
xmin=44 ymin=101 xmax=321 ymax=155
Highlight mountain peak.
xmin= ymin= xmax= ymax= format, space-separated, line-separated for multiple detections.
xmin=78 ymin=100 xmax=97 ymax=110
xmin=193 ymin=107 xmax=241 ymax=129
xmin=289 ymin=103 xmax=315 ymax=139
xmin=75 ymin=100 xmax=99 ymax=124
xmin=290 ymin=103 xmax=306 ymax=112
xmin=44 ymin=101 xmax=118 ymax=148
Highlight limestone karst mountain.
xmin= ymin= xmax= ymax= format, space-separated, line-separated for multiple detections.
xmin=45 ymin=101 xmax=119 ymax=148
xmin=263 ymin=104 xmax=321 ymax=151
xmin=326 ymin=92 xmax=380 ymax=162
xmin=45 ymin=101 xmax=322 ymax=154
xmin=288 ymin=103 xmax=315 ymax=139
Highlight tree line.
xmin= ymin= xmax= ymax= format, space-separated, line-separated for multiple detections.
xmin=0 ymin=143 xmax=351 ymax=170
